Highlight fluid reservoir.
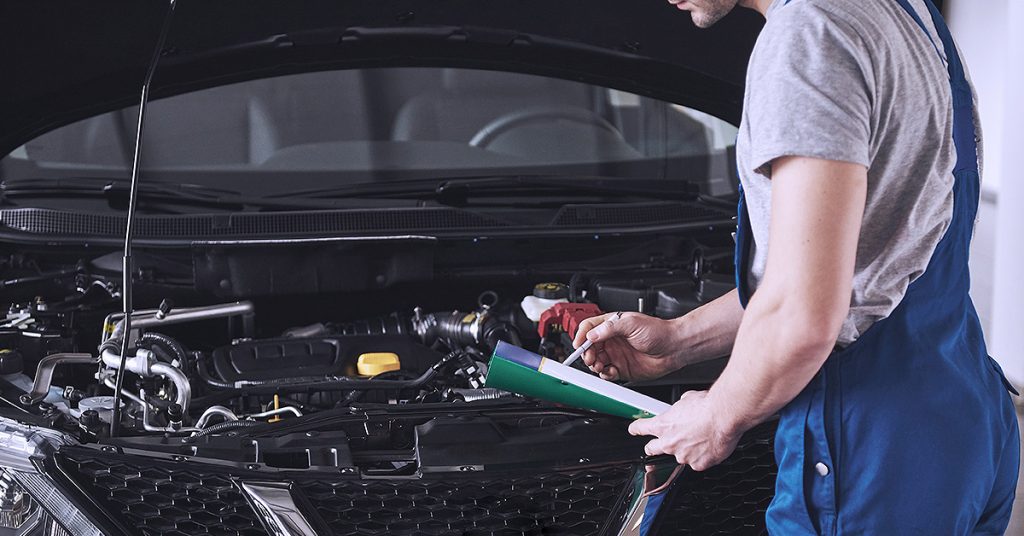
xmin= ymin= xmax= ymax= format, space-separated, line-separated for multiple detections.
xmin=356 ymin=352 xmax=401 ymax=376
xmin=520 ymin=283 xmax=570 ymax=322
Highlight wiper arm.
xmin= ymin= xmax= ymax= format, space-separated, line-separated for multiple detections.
xmin=439 ymin=176 xmax=700 ymax=205
xmin=275 ymin=175 xmax=701 ymax=206
xmin=0 ymin=177 xmax=347 ymax=211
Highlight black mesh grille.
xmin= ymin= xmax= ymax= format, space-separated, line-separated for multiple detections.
xmin=57 ymin=448 xmax=633 ymax=536
xmin=0 ymin=207 xmax=509 ymax=238
xmin=58 ymin=450 xmax=265 ymax=536
xmin=298 ymin=466 xmax=633 ymax=536
xmin=551 ymin=202 xmax=730 ymax=227
xmin=651 ymin=420 xmax=778 ymax=535
xmin=56 ymin=424 xmax=775 ymax=536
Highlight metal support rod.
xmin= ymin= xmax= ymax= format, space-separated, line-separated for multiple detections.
xmin=110 ymin=0 xmax=178 ymax=437
xmin=102 ymin=301 xmax=255 ymax=342
xmin=19 ymin=353 xmax=96 ymax=406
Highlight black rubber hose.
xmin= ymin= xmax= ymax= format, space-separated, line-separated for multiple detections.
xmin=568 ymin=273 xmax=585 ymax=302
xmin=193 ymin=419 xmax=261 ymax=438
xmin=196 ymin=353 xmax=234 ymax=389
xmin=229 ymin=366 xmax=439 ymax=395
xmin=483 ymin=322 xmax=522 ymax=350
xmin=139 ymin=332 xmax=188 ymax=368
xmin=98 ymin=337 xmax=123 ymax=355
xmin=334 ymin=369 xmax=421 ymax=407
xmin=205 ymin=352 xmax=456 ymax=397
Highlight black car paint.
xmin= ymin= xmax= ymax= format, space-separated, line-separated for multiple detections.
xmin=0 ymin=0 xmax=764 ymax=156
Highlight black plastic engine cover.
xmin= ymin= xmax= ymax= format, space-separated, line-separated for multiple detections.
xmin=589 ymin=273 xmax=733 ymax=319
xmin=211 ymin=335 xmax=439 ymax=382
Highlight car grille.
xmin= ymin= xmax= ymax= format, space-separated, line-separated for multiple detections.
xmin=649 ymin=420 xmax=779 ymax=535
xmin=298 ymin=467 xmax=633 ymax=536
xmin=55 ymin=422 xmax=776 ymax=536
xmin=57 ymin=450 xmax=266 ymax=536
xmin=55 ymin=449 xmax=633 ymax=536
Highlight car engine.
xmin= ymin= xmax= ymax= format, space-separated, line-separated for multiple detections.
xmin=1 ymin=273 xmax=732 ymax=442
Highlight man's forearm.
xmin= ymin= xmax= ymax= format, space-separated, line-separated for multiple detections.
xmin=705 ymin=287 xmax=838 ymax=436
xmin=704 ymin=157 xmax=866 ymax=437
xmin=671 ymin=288 xmax=745 ymax=366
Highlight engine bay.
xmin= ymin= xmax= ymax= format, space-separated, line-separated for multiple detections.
xmin=0 ymin=263 xmax=732 ymax=455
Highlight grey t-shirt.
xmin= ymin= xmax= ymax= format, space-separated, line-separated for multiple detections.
xmin=736 ymin=0 xmax=981 ymax=345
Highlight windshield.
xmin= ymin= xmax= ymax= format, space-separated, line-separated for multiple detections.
xmin=1 ymin=68 xmax=739 ymax=198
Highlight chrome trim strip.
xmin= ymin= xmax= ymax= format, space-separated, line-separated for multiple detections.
xmin=241 ymin=482 xmax=318 ymax=536
xmin=617 ymin=463 xmax=684 ymax=536
xmin=192 ymin=235 xmax=438 ymax=245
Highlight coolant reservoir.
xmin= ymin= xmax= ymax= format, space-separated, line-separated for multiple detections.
xmin=520 ymin=283 xmax=570 ymax=322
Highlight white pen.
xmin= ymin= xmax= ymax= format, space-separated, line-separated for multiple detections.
xmin=562 ymin=311 xmax=623 ymax=367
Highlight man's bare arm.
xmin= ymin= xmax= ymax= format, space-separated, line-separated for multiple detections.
xmin=709 ymin=156 xmax=867 ymax=435
xmin=628 ymin=156 xmax=866 ymax=470
xmin=672 ymin=288 xmax=744 ymax=365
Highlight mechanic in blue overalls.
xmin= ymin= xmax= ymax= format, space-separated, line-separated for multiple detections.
xmin=574 ymin=0 xmax=1020 ymax=533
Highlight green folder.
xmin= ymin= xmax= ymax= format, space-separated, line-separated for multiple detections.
xmin=485 ymin=342 xmax=669 ymax=419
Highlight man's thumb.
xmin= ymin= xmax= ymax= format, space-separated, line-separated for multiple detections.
xmin=587 ymin=312 xmax=625 ymax=342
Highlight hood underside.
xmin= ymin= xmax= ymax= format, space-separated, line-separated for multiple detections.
xmin=1 ymin=0 xmax=762 ymax=157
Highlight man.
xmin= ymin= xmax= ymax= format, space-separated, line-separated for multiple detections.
xmin=573 ymin=0 xmax=1020 ymax=533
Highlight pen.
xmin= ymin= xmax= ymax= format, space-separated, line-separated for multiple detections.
xmin=562 ymin=311 xmax=623 ymax=367
xmin=561 ymin=339 xmax=592 ymax=367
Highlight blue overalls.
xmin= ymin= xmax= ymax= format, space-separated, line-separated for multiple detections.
xmin=733 ymin=0 xmax=1020 ymax=533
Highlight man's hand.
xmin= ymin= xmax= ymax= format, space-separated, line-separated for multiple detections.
xmin=571 ymin=289 xmax=747 ymax=382
xmin=628 ymin=390 xmax=741 ymax=471
xmin=572 ymin=312 xmax=686 ymax=381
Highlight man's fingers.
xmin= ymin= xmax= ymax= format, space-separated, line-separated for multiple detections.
xmin=628 ymin=416 xmax=660 ymax=437
xmin=572 ymin=313 xmax=614 ymax=348
xmin=644 ymin=438 xmax=670 ymax=457
xmin=598 ymin=365 xmax=619 ymax=381
xmin=585 ymin=312 xmax=630 ymax=343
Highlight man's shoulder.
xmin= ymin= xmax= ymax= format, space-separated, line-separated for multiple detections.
xmin=753 ymin=0 xmax=886 ymax=63
xmin=764 ymin=0 xmax=883 ymax=37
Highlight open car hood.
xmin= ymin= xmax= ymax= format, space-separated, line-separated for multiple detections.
xmin=0 ymin=0 xmax=762 ymax=157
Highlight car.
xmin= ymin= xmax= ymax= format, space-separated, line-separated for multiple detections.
xmin=0 ymin=2 xmax=777 ymax=535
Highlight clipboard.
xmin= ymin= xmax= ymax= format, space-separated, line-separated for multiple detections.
xmin=485 ymin=341 xmax=670 ymax=419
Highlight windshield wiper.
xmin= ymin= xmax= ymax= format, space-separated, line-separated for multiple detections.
xmin=275 ymin=175 xmax=702 ymax=207
xmin=0 ymin=177 xmax=349 ymax=211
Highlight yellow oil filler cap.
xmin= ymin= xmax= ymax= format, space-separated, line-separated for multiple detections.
xmin=357 ymin=353 xmax=401 ymax=376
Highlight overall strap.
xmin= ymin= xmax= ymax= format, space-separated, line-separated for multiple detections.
xmin=735 ymin=183 xmax=754 ymax=308
xmin=779 ymin=0 xmax=977 ymax=178
xmin=892 ymin=0 xmax=979 ymax=177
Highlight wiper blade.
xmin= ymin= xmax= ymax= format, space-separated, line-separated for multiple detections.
xmin=0 ymin=177 xmax=347 ymax=211
xmin=437 ymin=176 xmax=701 ymax=204
xmin=276 ymin=175 xmax=701 ymax=206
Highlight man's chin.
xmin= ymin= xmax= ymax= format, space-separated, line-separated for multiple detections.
xmin=687 ymin=1 xmax=737 ymax=29
xmin=690 ymin=11 xmax=728 ymax=28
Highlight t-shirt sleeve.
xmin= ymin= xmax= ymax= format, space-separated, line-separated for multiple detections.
xmin=745 ymin=5 xmax=874 ymax=178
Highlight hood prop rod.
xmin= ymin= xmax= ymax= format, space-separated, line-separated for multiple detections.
xmin=110 ymin=0 xmax=178 ymax=437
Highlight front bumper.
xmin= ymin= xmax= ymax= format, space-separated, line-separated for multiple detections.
xmin=47 ymin=421 xmax=777 ymax=536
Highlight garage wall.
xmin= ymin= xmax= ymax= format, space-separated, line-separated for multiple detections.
xmin=990 ymin=2 xmax=1024 ymax=387
xmin=948 ymin=0 xmax=1024 ymax=386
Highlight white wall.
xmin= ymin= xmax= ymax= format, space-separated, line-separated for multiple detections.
xmin=990 ymin=2 xmax=1024 ymax=387
xmin=948 ymin=0 xmax=1024 ymax=386
xmin=948 ymin=0 xmax=1007 ymax=194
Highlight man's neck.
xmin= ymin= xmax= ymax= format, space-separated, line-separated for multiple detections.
xmin=739 ymin=0 xmax=774 ymax=17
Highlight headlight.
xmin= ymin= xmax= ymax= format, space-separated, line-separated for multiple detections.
xmin=0 ymin=418 xmax=103 ymax=536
